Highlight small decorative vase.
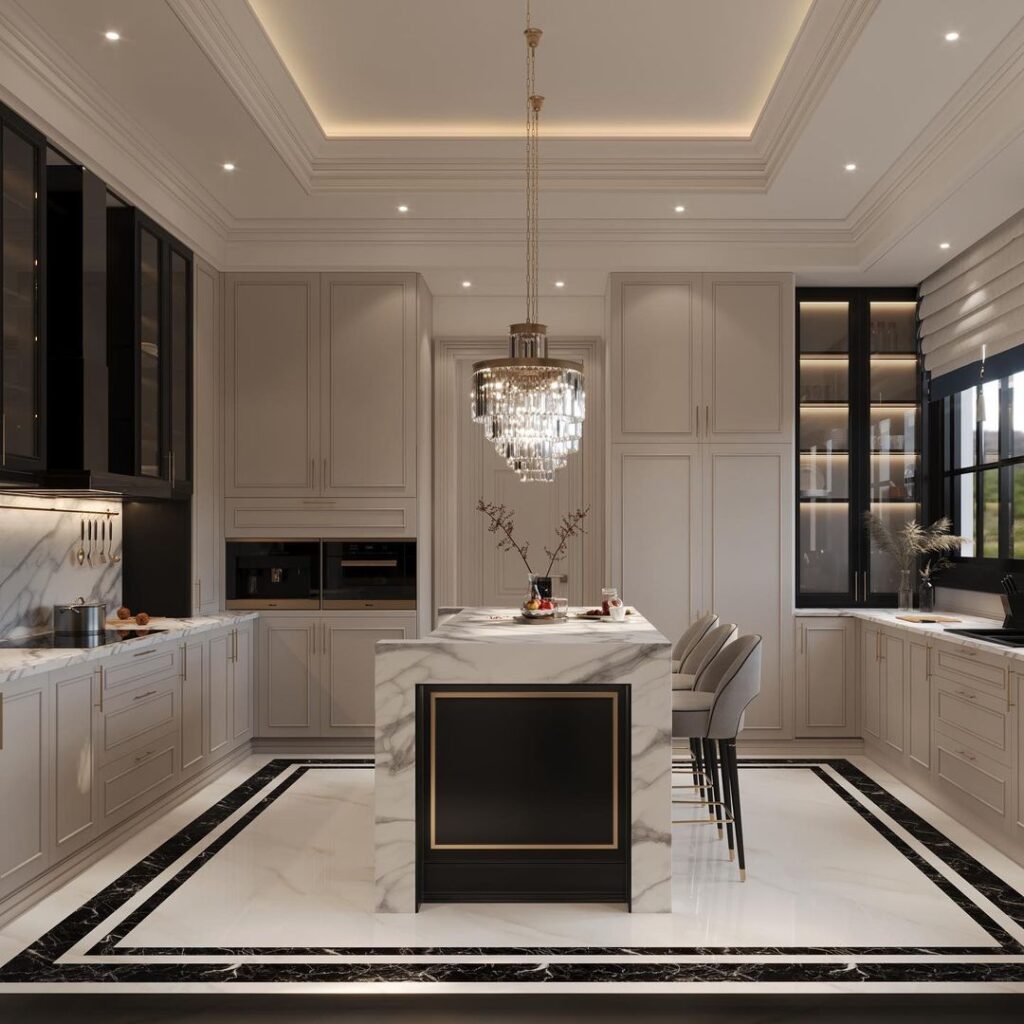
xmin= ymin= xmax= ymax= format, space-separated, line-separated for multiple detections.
xmin=529 ymin=574 xmax=553 ymax=599
xmin=897 ymin=569 xmax=914 ymax=612
xmin=919 ymin=578 xmax=935 ymax=613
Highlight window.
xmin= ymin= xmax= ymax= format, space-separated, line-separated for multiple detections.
xmin=940 ymin=369 xmax=1024 ymax=561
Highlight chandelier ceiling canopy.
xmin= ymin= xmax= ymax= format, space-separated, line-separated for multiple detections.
xmin=470 ymin=2 xmax=585 ymax=484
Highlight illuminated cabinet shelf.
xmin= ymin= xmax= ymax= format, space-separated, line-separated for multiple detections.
xmin=797 ymin=288 xmax=920 ymax=607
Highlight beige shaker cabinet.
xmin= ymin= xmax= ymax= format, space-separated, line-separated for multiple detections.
xmin=180 ymin=640 xmax=207 ymax=779
xmin=51 ymin=664 xmax=99 ymax=861
xmin=258 ymin=616 xmax=321 ymax=739
xmin=224 ymin=273 xmax=322 ymax=496
xmin=0 ymin=675 xmax=50 ymax=901
xmin=794 ymin=617 xmax=857 ymax=737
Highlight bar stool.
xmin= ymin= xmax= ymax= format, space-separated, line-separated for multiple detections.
xmin=672 ymin=622 xmax=736 ymax=815
xmin=671 ymin=635 xmax=763 ymax=880
xmin=671 ymin=612 xmax=718 ymax=673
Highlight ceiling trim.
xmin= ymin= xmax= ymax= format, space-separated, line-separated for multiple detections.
xmin=0 ymin=0 xmax=231 ymax=264
xmin=169 ymin=0 xmax=875 ymax=194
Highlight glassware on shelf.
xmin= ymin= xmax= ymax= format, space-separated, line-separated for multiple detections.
xmin=897 ymin=569 xmax=914 ymax=612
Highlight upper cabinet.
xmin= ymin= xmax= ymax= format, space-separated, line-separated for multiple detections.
xmin=225 ymin=271 xmax=424 ymax=498
xmin=0 ymin=106 xmax=46 ymax=477
xmin=610 ymin=272 xmax=794 ymax=444
xmin=107 ymin=206 xmax=193 ymax=497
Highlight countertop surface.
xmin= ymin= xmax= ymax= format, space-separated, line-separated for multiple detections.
xmin=795 ymin=607 xmax=1024 ymax=660
xmin=421 ymin=606 xmax=671 ymax=646
xmin=0 ymin=612 xmax=259 ymax=685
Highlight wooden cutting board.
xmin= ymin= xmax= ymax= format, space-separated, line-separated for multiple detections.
xmin=894 ymin=614 xmax=961 ymax=623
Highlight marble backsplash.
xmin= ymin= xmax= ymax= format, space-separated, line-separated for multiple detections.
xmin=0 ymin=494 xmax=122 ymax=639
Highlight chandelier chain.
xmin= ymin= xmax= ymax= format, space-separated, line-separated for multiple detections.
xmin=525 ymin=1 xmax=541 ymax=325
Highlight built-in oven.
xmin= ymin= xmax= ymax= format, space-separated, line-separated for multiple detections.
xmin=322 ymin=540 xmax=416 ymax=610
xmin=225 ymin=541 xmax=321 ymax=609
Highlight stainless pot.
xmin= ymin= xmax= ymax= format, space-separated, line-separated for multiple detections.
xmin=52 ymin=599 xmax=107 ymax=635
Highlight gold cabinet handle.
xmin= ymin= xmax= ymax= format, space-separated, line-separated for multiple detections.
xmin=131 ymin=648 xmax=157 ymax=658
xmin=958 ymin=749 xmax=977 ymax=762
xmin=134 ymin=750 xmax=155 ymax=764
xmin=956 ymin=689 xmax=977 ymax=701
xmin=132 ymin=690 xmax=158 ymax=701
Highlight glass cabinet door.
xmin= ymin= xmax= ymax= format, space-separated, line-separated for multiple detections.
xmin=168 ymin=247 xmax=190 ymax=490
xmin=1 ymin=124 xmax=42 ymax=468
xmin=138 ymin=227 xmax=161 ymax=477
xmin=867 ymin=300 xmax=919 ymax=596
xmin=798 ymin=300 xmax=852 ymax=599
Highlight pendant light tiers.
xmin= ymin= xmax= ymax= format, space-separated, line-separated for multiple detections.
xmin=469 ymin=3 xmax=585 ymax=483
xmin=472 ymin=323 xmax=586 ymax=483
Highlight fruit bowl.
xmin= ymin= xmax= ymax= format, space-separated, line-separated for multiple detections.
xmin=520 ymin=605 xmax=555 ymax=618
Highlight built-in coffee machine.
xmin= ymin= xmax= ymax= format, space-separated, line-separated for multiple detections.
xmin=225 ymin=541 xmax=321 ymax=609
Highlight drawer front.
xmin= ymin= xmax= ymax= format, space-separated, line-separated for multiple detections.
xmin=98 ymin=743 xmax=178 ymax=827
xmin=102 ymin=647 xmax=180 ymax=698
xmin=934 ymin=680 xmax=1012 ymax=766
xmin=931 ymin=644 xmax=1008 ymax=697
xmin=934 ymin=735 xmax=1009 ymax=822
xmin=225 ymin=497 xmax=416 ymax=538
xmin=100 ymin=681 xmax=179 ymax=766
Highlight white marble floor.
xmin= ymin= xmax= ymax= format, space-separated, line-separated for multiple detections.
xmin=1 ymin=753 xmax=1023 ymax=994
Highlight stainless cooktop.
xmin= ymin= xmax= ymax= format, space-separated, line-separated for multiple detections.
xmin=0 ymin=629 xmax=166 ymax=650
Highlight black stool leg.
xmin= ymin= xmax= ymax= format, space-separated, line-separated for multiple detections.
xmin=703 ymin=738 xmax=723 ymax=833
xmin=717 ymin=738 xmax=735 ymax=861
xmin=725 ymin=738 xmax=746 ymax=880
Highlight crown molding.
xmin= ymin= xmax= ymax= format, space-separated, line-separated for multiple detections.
xmin=0 ymin=1 xmax=231 ymax=264
xmin=170 ymin=0 xmax=873 ymax=194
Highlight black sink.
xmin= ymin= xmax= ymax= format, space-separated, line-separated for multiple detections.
xmin=943 ymin=627 xmax=1024 ymax=648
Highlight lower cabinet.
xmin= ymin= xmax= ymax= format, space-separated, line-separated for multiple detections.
xmin=0 ymin=675 xmax=50 ymax=901
xmin=258 ymin=611 xmax=417 ymax=738
xmin=906 ymin=638 xmax=931 ymax=776
xmin=0 ymin=620 xmax=255 ymax=911
xmin=795 ymin=617 xmax=856 ymax=737
xmin=861 ymin=625 xmax=905 ymax=754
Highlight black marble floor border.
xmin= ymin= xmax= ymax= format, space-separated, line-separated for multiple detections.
xmin=1 ymin=757 xmax=1022 ymax=987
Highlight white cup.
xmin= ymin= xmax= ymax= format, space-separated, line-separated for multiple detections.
xmin=609 ymin=603 xmax=626 ymax=622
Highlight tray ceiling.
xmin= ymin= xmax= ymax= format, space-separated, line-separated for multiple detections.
xmin=247 ymin=0 xmax=813 ymax=139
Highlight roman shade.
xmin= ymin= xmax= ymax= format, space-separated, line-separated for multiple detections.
xmin=919 ymin=208 xmax=1024 ymax=379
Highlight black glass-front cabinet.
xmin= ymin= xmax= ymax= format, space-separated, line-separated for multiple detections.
xmin=108 ymin=206 xmax=192 ymax=497
xmin=0 ymin=105 xmax=45 ymax=478
xmin=797 ymin=288 xmax=920 ymax=607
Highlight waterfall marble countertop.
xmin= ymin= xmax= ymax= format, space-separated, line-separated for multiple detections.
xmin=422 ymin=606 xmax=671 ymax=647
xmin=0 ymin=612 xmax=259 ymax=685
xmin=796 ymin=607 xmax=1024 ymax=659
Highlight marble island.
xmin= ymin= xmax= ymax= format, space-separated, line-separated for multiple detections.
xmin=374 ymin=606 xmax=673 ymax=913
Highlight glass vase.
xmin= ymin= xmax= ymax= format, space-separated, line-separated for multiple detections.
xmin=919 ymin=578 xmax=935 ymax=613
xmin=529 ymin=574 xmax=553 ymax=599
xmin=897 ymin=569 xmax=914 ymax=612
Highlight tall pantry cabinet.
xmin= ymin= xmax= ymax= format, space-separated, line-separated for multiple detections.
xmin=608 ymin=272 xmax=795 ymax=738
xmin=223 ymin=272 xmax=431 ymax=744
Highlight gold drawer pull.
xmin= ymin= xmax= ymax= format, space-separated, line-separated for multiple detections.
xmin=131 ymin=648 xmax=157 ymax=658
xmin=132 ymin=690 xmax=158 ymax=701
xmin=956 ymin=689 xmax=977 ymax=701
xmin=958 ymin=749 xmax=977 ymax=762
xmin=133 ymin=750 xmax=155 ymax=764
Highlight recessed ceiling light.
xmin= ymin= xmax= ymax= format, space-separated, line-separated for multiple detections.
xmin=222 ymin=162 xmax=236 ymax=172
xmin=555 ymin=281 xmax=565 ymax=288
xmin=674 ymin=205 xmax=685 ymax=213
xmin=945 ymin=31 xmax=960 ymax=42
xmin=104 ymin=30 xmax=120 ymax=41
xmin=397 ymin=204 xmax=409 ymax=213
xmin=844 ymin=163 xmax=857 ymax=172
xmin=461 ymin=280 xmax=472 ymax=288
xmin=939 ymin=242 xmax=951 ymax=250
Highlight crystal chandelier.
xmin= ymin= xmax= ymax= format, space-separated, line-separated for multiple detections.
xmin=470 ymin=2 xmax=585 ymax=483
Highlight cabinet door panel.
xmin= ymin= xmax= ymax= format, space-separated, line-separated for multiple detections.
xmin=258 ymin=617 xmax=319 ymax=737
xmin=611 ymin=445 xmax=701 ymax=646
xmin=704 ymin=446 xmax=793 ymax=737
xmin=225 ymin=274 xmax=320 ymax=494
xmin=795 ymin=618 xmax=855 ymax=737
xmin=181 ymin=642 xmax=205 ymax=775
xmin=703 ymin=275 xmax=793 ymax=441
xmin=208 ymin=633 xmax=232 ymax=757
xmin=52 ymin=668 xmax=97 ymax=857
xmin=321 ymin=615 xmax=415 ymax=737
xmin=322 ymin=276 xmax=416 ymax=495
xmin=882 ymin=632 xmax=906 ymax=753
xmin=611 ymin=275 xmax=700 ymax=441
xmin=232 ymin=624 xmax=253 ymax=745
xmin=862 ymin=627 xmax=881 ymax=741
xmin=0 ymin=679 xmax=49 ymax=897
xmin=907 ymin=641 xmax=930 ymax=770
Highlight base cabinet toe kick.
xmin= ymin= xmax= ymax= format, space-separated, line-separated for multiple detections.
xmin=797 ymin=613 xmax=1024 ymax=864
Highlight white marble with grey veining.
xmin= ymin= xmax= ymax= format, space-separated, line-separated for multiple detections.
xmin=0 ymin=612 xmax=259 ymax=685
xmin=0 ymin=495 xmax=123 ymax=641
xmin=374 ymin=607 xmax=673 ymax=914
